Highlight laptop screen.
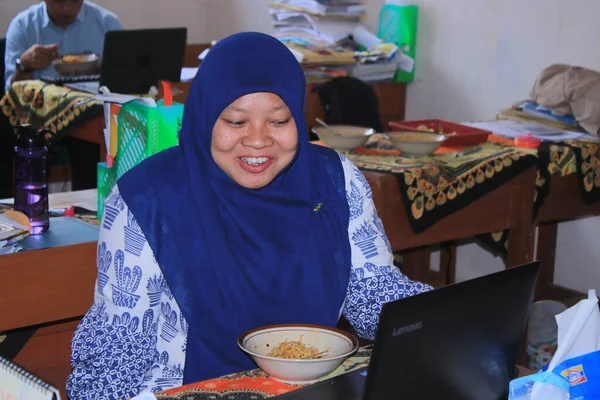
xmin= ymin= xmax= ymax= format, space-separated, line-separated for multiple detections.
xmin=99 ymin=28 xmax=187 ymax=94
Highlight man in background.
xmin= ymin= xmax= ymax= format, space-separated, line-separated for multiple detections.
xmin=5 ymin=0 xmax=122 ymax=89
xmin=3 ymin=0 xmax=122 ymax=191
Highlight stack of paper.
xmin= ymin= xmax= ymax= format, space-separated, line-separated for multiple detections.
xmin=0 ymin=211 xmax=30 ymax=253
xmin=464 ymin=120 xmax=593 ymax=142
xmin=269 ymin=0 xmax=364 ymax=44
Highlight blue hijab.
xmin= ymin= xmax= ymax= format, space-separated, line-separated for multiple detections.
xmin=119 ymin=32 xmax=351 ymax=383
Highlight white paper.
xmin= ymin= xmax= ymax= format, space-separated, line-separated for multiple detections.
xmin=549 ymin=289 xmax=600 ymax=371
xmin=64 ymin=81 xmax=100 ymax=93
xmin=396 ymin=52 xmax=415 ymax=74
xmin=103 ymin=128 xmax=110 ymax=157
xmin=94 ymin=93 xmax=156 ymax=107
xmin=0 ymin=214 xmax=28 ymax=241
xmin=198 ymin=48 xmax=210 ymax=60
xmin=180 ymin=67 xmax=198 ymax=82
xmin=464 ymin=120 xmax=586 ymax=142
xmin=352 ymin=25 xmax=382 ymax=48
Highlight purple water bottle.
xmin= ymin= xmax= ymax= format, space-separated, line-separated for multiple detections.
xmin=13 ymin=125 xmax=50 ymax=234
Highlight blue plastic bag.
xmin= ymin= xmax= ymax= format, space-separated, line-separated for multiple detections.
xmin=509 ymin=371 xmax=570 ymax=400
xmin=553 ymin=349 xmax=600 ymax=399
xmin=510 ymin=350 xmax=600 ymax=399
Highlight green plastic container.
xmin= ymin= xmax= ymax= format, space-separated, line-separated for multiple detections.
xmin=97 ymin=162 xmax=116 ymax=220
xmin=378 ymin=1 xmax=419 ymax=82
xmin=115 ymin=100 xmax=183 ymax=179
xmin=97 ymin=99 xmax=183 ymax=219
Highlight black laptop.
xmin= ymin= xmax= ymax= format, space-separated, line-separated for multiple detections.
xmin=45 ymin=28 xmax=187 ymax=94
xmin=275 ymin=262 xmax=540 ymax=400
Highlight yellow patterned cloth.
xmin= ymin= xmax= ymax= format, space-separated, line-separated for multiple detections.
xmin=480 ymin=139 xmax=600 ymax=253
xmin=344 ymin=135 xmax=538 ymax=233
xmin=0 ymin=80 xmax=102 ymax=144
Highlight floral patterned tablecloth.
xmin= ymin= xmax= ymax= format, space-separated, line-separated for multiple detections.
xmin=155 ymin=347 xmax=372 ymax=399
xmin=0 ymin=80 xmax=102 ymax=145
xmin=344 ymin=134 xmax=538 ymax=233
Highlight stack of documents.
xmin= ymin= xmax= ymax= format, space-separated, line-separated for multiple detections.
xmin=269 ymin=0 xmax=364 ymax=44
xmin=464 ymin=120 xmax=595 ymax=142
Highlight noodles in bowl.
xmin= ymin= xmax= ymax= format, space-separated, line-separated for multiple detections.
xmin=267 ymin=339 xmax=328 ymax=359
xmin=238 ymin=324 xmax=358 ymax=384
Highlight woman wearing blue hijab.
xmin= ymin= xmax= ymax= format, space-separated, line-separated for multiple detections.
xmin=67 ymin=32 xmax=431 ymax=399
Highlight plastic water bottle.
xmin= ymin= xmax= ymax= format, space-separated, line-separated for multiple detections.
xmin=378 ymin=0 xmax=419 ymax=82
xmin=13 ymin=125 xmax=49 ymax=234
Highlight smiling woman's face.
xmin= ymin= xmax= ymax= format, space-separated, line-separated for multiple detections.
xmin=211 ymin=92 xmax=299 ymax=189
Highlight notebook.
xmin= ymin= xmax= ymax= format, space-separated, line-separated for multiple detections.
xmin=17 ymin=217 xmax=99 ymax=250
xmin=0 ymin=356 xmax=61 ymax=399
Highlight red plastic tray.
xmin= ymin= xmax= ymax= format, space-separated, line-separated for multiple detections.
xmin=388 ymin=119 xmax=491 ymax=146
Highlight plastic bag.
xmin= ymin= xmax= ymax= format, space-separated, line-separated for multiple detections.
xmin=509 ymin=371 xmax=570 ymax=400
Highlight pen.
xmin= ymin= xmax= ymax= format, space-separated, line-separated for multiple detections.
xmin=455 ymin=147 xmax=481 ymax=157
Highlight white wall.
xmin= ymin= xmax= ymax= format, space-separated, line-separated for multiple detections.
xmin=2 ymin=0 xmax=598 ymax=293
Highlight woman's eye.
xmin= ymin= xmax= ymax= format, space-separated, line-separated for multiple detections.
xmin=226 ymin=120 xmax=245 ymax=127
xmin=272 ymin=119 xmax=291 ymax=127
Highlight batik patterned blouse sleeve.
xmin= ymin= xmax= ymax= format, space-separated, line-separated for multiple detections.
xmin=67 ymin=187 xmax=187 ymax=399
xmin=339 ymin=154 xmax=433 ymax=341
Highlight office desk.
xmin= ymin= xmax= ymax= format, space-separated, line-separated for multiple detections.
xmin=0 ymin=190 xmax=97 ymax=400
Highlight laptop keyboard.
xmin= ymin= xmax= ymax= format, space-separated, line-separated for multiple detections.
xmin=41 ymin=74 xmax=101 ymax=84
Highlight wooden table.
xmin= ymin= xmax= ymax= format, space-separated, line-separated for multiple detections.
xmin=0 ymin=190 xmax=98 ymax=400
xmin=365 ymin=166 xmax=537 ymax=287
xmin=535 ymin=174 xmax=600 ymax=301
xmin=0 ymin=161 xmax=538 ymax=396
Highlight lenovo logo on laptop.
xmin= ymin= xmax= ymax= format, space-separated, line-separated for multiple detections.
xmin=392 ymin=321 xmax=423 ymax=337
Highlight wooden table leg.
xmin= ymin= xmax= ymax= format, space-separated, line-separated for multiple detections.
xmin=536 ymin=222 xmax=558 ymax=299
xmin=506 ymin=167 xmax=537 ymax=268
xmin=401 ymin=247 xmax=431 ymax=282
xmin=506 ymin=226 xmax=535 ymax=267
xmin=440 ymin=241 xmax=457 ymax=285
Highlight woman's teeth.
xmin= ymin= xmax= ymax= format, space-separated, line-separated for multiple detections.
xmin=241 ymin=157 xmax=269 ymax=165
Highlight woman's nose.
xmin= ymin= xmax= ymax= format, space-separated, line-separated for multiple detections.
xmin=242 ymin=124 xmax=273 ymax=149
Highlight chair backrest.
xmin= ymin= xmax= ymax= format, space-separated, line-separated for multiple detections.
xmin=317 ymin=77 xmax=384 ymax=133
xmin=0 ymin=37 xmax=6 ymax=94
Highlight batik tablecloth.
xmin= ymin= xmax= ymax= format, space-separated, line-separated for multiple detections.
xmin=344 ymin=134 xmax=538 ymax=234
xmin=0 ymin=80 xmax=103 ymax=145
xmin=479 ymin=138 xmax=600 ymax=253
xmin=155 ymin=347 xmax=372 ymax=399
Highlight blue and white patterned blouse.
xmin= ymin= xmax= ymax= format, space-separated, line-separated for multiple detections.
xmin=66 ymin=154 xmax=432 ymax=400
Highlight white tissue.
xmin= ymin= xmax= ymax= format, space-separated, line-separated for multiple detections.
xmin=548 ymin=289 xmax=600 ymax=371
xmin=531 ymin=290 xmax=600 ymax=399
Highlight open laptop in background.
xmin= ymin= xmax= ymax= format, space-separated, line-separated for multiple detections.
xmin=48 ymin=28 xmax=187 ymax=94
xmin=275 ymin=262 xmax=541 ymax=400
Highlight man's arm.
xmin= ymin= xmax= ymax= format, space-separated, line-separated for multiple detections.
xmin=4 ymin=17 xmax=31 ymax=91
xmin=4 ymin=17 xmax=58 ymax=92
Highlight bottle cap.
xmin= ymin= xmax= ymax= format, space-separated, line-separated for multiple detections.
xmin=15 ymin=125 xmax=46 ymax=148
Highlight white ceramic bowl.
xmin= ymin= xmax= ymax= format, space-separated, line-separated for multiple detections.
xmin=311 ymin=125 xmax=374 ymax=151
xmin=387 ymin=131 xmax=447 ymax=157
xmin=238 ymin=324 xmax=359 ymax=384
xmin=52 ymin=53 xmax=99 ymax=76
